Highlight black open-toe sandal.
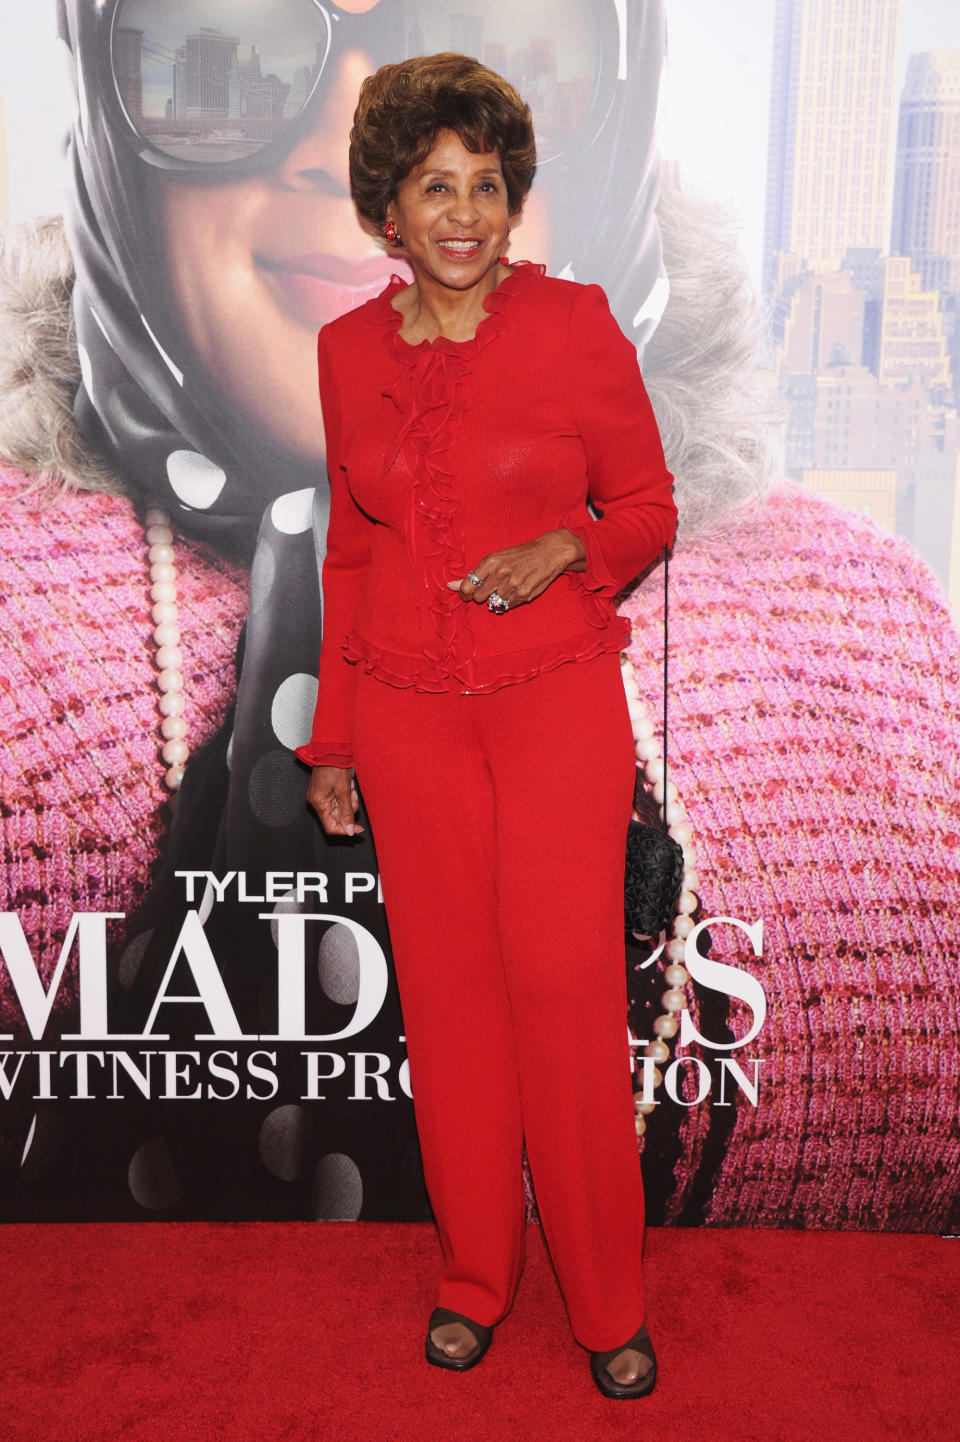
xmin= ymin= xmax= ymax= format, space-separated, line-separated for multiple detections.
xmin=425 ymin=1306 xmax=494 ymax=1372
xmin=589 ymin=1321 xmax=657 ymax=1400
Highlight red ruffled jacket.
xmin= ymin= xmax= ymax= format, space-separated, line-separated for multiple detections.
xmin=297 ymin=261 xmax=677 ymax=768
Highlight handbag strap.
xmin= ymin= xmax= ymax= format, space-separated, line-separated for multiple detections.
xmin=660 ymin=543 xmax=670 ymax=835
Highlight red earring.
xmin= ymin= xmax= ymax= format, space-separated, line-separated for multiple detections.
xmin=383 ymin=219 xmax=401 ymax=246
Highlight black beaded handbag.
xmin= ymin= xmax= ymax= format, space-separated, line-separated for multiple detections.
xmin=624 ymin=545 xmax=685 ymax=937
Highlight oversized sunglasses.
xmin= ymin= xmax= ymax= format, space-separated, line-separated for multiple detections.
xmin=91 ymin=0 xmax=625 ymax=174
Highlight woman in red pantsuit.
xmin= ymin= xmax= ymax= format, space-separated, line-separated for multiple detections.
xmin=296 ymin=53 xmax=677 ymax=1399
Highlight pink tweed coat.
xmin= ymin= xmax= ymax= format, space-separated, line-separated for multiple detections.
xmin=2 ymin=466 xmax=958 ymax=1229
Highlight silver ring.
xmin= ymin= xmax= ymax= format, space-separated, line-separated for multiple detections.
xmin=466 ymin=570 xmax=483 ymax=586
xmin=488 ymin=590 xmax=510 ymax=614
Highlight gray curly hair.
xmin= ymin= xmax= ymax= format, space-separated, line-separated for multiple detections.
xmin=0 ymin=215 xmax=123 ymax=496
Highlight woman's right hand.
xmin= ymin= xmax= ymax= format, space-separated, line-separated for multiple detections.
xmin=306 ymin=765 xmax=365 ymax=837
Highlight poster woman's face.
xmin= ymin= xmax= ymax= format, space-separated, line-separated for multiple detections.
xmin=153 ymin=47 xmax=551 ymax=464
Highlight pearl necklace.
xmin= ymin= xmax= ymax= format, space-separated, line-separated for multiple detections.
xmin=144 ymin=505 xmax=189 ymax=792
xmin=620 ymin=653 xmax=698 ymax=1141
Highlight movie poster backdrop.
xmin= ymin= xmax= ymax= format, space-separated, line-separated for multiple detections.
xmin=1 ymin=1 xmax=959 ymax=1228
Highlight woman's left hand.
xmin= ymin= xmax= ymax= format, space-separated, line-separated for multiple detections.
xmin=447 ymin=528 xmax=586 ymax=611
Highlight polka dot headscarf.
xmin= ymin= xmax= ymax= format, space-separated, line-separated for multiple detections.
xmin=55 ymin=0 xmax=413 ymax=1217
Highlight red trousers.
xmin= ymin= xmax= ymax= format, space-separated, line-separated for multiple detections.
xmin=352 ymin=650 xmax=645 ymax=1350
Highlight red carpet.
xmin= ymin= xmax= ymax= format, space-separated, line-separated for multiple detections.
xmin=5 ymin=1222 xmax=959 ymax=1441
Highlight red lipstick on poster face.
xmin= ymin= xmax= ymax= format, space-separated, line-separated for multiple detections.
xmin=257 ymin=250 xmax=410 ymax=325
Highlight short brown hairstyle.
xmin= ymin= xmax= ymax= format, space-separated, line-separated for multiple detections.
xmin=349 ymin=53 xmax=536 ymax=226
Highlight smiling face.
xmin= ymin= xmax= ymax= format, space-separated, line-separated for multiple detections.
xmin=385 ymin=131 xmax=516 ymax=301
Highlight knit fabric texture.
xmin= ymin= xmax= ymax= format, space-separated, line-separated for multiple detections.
xmin=2 ymin=469 xmax=959 ymax=1229
xmin=0 ymin=467 xmax=247 ymax=1026
xmin=621 ymin=482 xmax=960 ymax=1230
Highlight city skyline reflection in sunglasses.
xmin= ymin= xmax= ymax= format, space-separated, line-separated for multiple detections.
xmin=108 ymin=0 xmax=617 ymax=171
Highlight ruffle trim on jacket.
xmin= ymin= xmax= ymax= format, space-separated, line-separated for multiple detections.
xmin=565 ymin=520 xmax=623 ymax=606
xmin=294 ymin=740 xmax=353 ymax=768
xmin=341 ymin=612 xmax=630 ymax=695
xmin=363 ymin=260 xmax=547 ymax=690
xmin=369 ymin=259 xmax=546 ymax=364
